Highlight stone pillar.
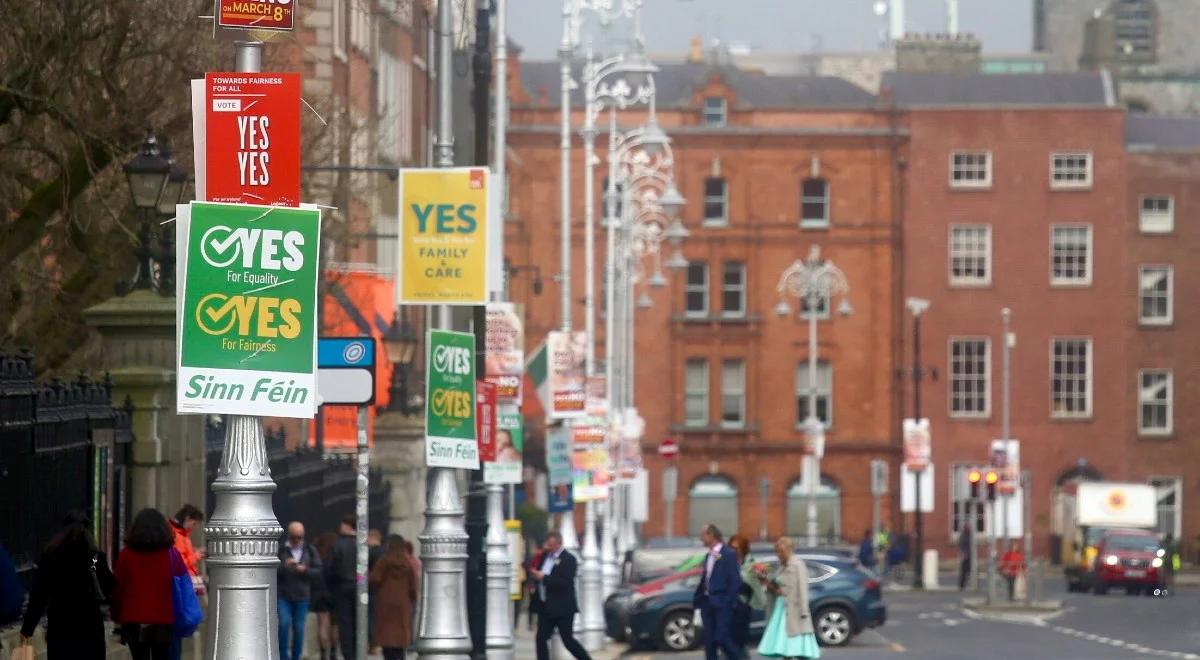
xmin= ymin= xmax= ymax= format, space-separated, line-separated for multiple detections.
xmin=83 ymin=289 xmax=207 ymax=521
xmin=373 ymin=411 xmax=426 ymax=541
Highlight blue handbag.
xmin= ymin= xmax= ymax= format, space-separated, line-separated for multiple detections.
xmin=168 ymin=548 xmax=204 ymax=638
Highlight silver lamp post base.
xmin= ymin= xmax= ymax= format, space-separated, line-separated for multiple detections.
xmin=485 ymin=483 xmax=514 ymax=660
xmin=580 ymin=500 xmax=605 ymax=650
xmin=600 ymin=496 xmax=620 ymax=599
xmin=203 ymin=415 xmax=282 ymax=660
xmin=414 ymin=467 xmax=472 ymax=660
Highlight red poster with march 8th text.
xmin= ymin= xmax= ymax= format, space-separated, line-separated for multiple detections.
xmin=205 ymin=73 xmax=301 ymax=207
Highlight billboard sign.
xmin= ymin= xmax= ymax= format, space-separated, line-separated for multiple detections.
xmin=398 ymin=168 xmax=491 ymax=304
xmin=204 ymin=73 xmax=301 ymax=207
xmin=425 ymin=329 xmax=479 ymax=469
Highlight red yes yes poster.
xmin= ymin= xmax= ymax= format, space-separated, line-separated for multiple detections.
xmin=204 ymin=73 xmax=301 ymax=207
xmin=476 ymin=380 xmax=497 ymax=463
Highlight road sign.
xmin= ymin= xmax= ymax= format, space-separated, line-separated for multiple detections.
xmin=177 ymin=201 xmax=320 ymax=419
xmin=658 ymin=438 xmax=679 ymax=460
xmin=316 ymin=337 xmax=375 ymax=406
xmin=424 ymin=329 xmax=478 ymax=469
xmin=218 ymin=0 xmax=297 ymax=31
xmin=900 ymin=463 xmax=934 ymax=513
xmin=991 ymin=439 xmax=1020 ymax=495
xmin=203 ymin=73 xmax=301 ymax=207
xmin=870 ymin=459 xmax=889 ymax=496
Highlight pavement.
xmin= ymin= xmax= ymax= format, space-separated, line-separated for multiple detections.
xmin=615 ymin=580 xmax=1200 ymax=660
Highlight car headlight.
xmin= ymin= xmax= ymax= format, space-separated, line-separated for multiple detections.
xmin=1104 ymin=555 xmax=1119 ymax=566
xmin=1156 ymin=548 xmax=1166 ymax=558
xmin=1152 ymin=557 xmax=1163 ymax=568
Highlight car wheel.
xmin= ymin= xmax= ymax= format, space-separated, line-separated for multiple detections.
xmin=657 ymin=610 xmax=697 ymax=652
xmin=815 ymin=605 xmax=854 ymax=647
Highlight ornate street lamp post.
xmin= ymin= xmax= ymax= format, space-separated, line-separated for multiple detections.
xmin=775 ymin=246 xmax=851 ymax=548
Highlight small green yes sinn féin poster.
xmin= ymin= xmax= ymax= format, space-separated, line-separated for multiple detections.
xmin=177 ymin=202 xmax=320 ymax=419
xmin=426 ymin=329 xmax=479 ymax=469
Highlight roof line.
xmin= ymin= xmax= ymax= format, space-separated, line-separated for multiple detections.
xmin=507 ymin=124 xmax=906 ymax=137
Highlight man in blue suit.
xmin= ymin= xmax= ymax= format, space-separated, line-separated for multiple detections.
xmin=693 ymin=524 xmax=744 ymax=659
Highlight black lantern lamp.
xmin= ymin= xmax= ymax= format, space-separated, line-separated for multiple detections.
xmin=122 ymin=132 xmax=186 ymax=294
xmin=383 ymin=314 xmax=419 ymax=414
xmin=123 ymin=133 xmax=172 ymax=210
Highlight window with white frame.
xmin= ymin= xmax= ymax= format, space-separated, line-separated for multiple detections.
xmin=1139 ymin=370 xmax=1172 ymax=435
xmin=949 ymin=225 xmax=991 ymax=286
xmin=950 ymin=463 xmax=987 ymax=537
xmin=721 ymin=262 xmax=746 ymax=317
xmin=1139 ymin=265 xmax=1173 ymax=325
xmin=350 ymin=0 xmax=373 ymax=55
xmin=949 ymin=338 xmax=989 ymax=417
xmin=1140 ymin=196 xmax=1173 ymax=233
xmin=801 ymin=178 xmax=830 ymax=228
xmin=684 ymin=262 xmax=708 ymax=317
xmin=377 ymin=52 xmax=401 ymax=162
xmin=1151 ymin=477 xmax=1181 ymax=540
xmin=950 ymin=151 xmax=991 ymax=188
xmin=702 ymin=97 xmax=727 ymax=126
xmin=1051 ymin=338 xmax=1092 ymax=418
xmin=1050 ymin=225 xmax=1092 ymax=285
xmin=721 ymin=359 xmax=746 ymax=428
xmin=795 ymin=361 xmax=833 ymax=427
xmin=1051 ymin=152 xmax=1093 ymax=189
xmin=684 ymin=359 xmax=709 ymax=427
xmin=703 ymin=177 xmax=728 ymax=225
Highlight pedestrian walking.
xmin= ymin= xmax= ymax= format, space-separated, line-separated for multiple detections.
xmin=523 ymin=539 xmax=544 ymax=633
xmin=311 ymin=532 xmax=339 ymax=660
xmin=367 ymin=528 xmax=384 ymax=654
xmin=168 ymin=504 xmax=206 ymax=660
xmin=19 ymin=510 xmax=115 ymax=660
xmin=756 ymin=537 xmax=821 ymax=659
xmin=113 ymin=508 xmax=179 ymax=660
xmin=728 ymin=534 xmax=765 ymax=659
xmin=857 ymin=530 xmax=877 ymax=570
xmin=958 ymin=526 xmax=974 ymax=591
xmin=369 ymin=535 xmax=417 ymax=660
xmin=692 ymin=523 xmax=743 ymax=660
xmin=999 ymin=541 xmax=1025 ymax=600
xmin=278 ymin=522 xmax=322 ymax=660
xmin=402 ymin=537 xmax=421 ymax=636
xmin=885 ymin=534 xmax=909 ymax=582
xmin=530 ymin=531 xmax=591 ymax=660
xmin=325 ymin=514 xmax=359 ymax=660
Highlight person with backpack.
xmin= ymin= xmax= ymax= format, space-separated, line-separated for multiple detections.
xmin=19 ymin=510 xmax=116 ymax=660
xmin=113 ymin=508 xmax=181 ymax=660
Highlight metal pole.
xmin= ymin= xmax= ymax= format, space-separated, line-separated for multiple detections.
xmin=1001 ymin=309 xmax=1011 ymax=590
xmin=203 ymin=41 xmax=281 ymax=660
xmin=355 ymin=406 xmax=369 ymax=660
xmin=912 ymin=311 xmax=924 ymax=588
xmin=759 ymin=477 xmax=769 ymax=542
xmin=1023 ymin=469 xmax=1033 ymax=605
xmin=987 ymin=498 xmax=998 ymax=605
xmin=806 ymin=290 xmax=819 ymax=548
xmin=485 ymin=2 xmax=515 ymax=656
xmin=600 ymin=111 xmax=621 ymax=599
xmin=414 ymin=1 xmax=472 ymax=657
xmin=559 ymin=1 xmax=574 ymax=333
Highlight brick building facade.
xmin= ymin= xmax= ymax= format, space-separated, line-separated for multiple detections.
xmin=885 ymin=71 xmax=1132 ymax=556
xmin=508 ymin=60 xmax=904 ymax=544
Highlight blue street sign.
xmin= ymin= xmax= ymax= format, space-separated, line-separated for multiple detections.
xmin=317 ymin=337 xmax=376 ymax=406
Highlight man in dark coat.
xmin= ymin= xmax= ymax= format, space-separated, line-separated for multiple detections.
xmin=692 ymin=524 xmax=743 ymax=660
xmin=325 ymin=514 xmax=359 ymax=660
xmin=278 ymin=521 xmax=322 ymax=660
xmin=529 ymin=531 xmax=591 ymax=660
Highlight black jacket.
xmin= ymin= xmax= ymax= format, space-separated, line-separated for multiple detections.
xmin=21 ymin=547 xmax=116 ymax=660
xmin=325 ymin=533 xmax=358 ymax=597
xmin=277 ymin=542 xmax=323 ymax=603
xmin=531 ymin=549 xmax=579 ymax=615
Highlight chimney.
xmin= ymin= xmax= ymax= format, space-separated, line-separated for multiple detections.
xmin=689 ymin=36 xmax=703 ymax=63
xmin=895 ymin=33 xmax=982 ymax=73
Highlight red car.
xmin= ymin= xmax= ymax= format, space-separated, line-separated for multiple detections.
xmin=1091 ymin=529 xmax=1165 ymax=595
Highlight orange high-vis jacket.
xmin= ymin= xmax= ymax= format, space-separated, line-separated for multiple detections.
xmin=171 ymin=520 xmax=202 ymax=577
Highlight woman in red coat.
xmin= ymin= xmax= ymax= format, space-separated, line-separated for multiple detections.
xmin=113 ymin=509 xmax=177 ymax=660
xmin=369 ymin=535 xmax=418 ymax=660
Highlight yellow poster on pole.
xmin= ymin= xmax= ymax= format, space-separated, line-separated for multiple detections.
xmin=398 ymin=167 xmax=490 ymax=304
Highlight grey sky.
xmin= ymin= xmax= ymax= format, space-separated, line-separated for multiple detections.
xmin=506 ymin=0 xmax=1032 ymax=59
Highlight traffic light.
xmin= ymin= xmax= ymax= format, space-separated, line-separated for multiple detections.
xmin=985 ymin=470 xmax=1000 ymax=501
xmin=968 ymin=469 xmax=982 ymax=500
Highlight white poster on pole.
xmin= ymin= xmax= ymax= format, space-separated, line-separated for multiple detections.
xmin=990 ymin=487 xmax=1024 ymax=538
xmin=630 ymin=468 xmax=649 ymax=522
xmin=900 ymin=464 xmax=934 ymax=513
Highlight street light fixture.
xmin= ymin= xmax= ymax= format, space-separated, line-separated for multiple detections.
xmin=123 ymin=133 xmax=172 ymax=210
xmin=383 ymin=314 xmax=419 ymax=415
xmin=775 ymin=245 xmax=851 ymax=548
xmin=157 ymin=164 xmax=188 ymax=218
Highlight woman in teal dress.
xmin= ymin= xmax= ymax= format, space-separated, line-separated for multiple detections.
xmin=756 ymin=537 xmax=821 ymax=659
